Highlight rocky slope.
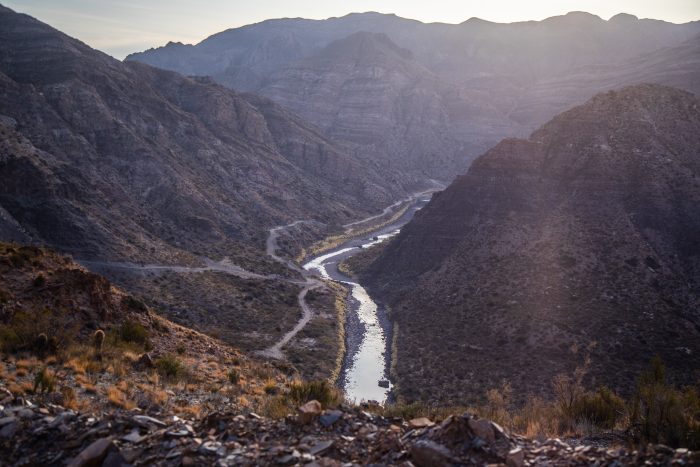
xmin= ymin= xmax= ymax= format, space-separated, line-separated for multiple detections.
xmin=365 ymin=84 xmax=700 ymax=405
xmin=509 ymin=33 xmax=700 ymax=128
xmin=3 ymin=400 xmax=696 ymax=466
xmin=1 ymin=241 xmax=698 ymax=465
xmin=1 ymin=244 xmax=697 ymax=465
xmin=0 ymin=5 xmax=405 ymax=265
xmin=128 ymin=12 xmax=700 ymax=172
xmin=0 ymin=242 xmax=293 ymax=417
xmin=261 ymin=32 xmax=463 ymax=179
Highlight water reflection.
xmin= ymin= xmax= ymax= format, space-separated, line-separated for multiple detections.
xmin=303 ymin=230 xmax=400 ymax=403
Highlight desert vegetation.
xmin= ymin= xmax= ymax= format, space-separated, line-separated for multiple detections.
xmin=377 ymin=356 xmax=700 ymax=449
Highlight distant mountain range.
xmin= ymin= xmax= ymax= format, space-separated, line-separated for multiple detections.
xmin=128 ymin=11 xmax=700 ymax=177
xmin=0 ymin=5 xmax=409 ymax=263
xmin=365 ymin=84 xmax=700 ymax=405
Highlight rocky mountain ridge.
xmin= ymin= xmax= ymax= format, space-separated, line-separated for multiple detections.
xmin=261 ymin=32 xmax=464 ymax=179
xmin=0 ymin=4 xmax=406 ymax=265
xmin=128 ymin=11 xmax=700 ymax=173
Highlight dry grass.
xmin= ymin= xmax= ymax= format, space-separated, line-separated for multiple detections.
xmin=64 ymin=357 xmax=87 ymax=375
xmin=7 ymin=382 xmax=27 ymax=395
xmin=106 ymin=385 xmax=136 ymax=409
xmin=61 ymin=386 xmax=79 ymax=410
xmin=176 ymin=403 xmax=202 ymax=419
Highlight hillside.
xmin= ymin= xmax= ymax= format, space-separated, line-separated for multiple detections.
xmin=365 ymin=84 xmax=700 ymax=405
xmin=0 ymin=5 xmax=417 ymax=363
xmin=1 ymin=244 xmax=695 ymax=465
xmin=0 ymin=242 xmax=294 ymax=416
xmin=261 ymin=32 xmax=463 ymax=179
xmin=0 ymin=5 xmax=405 ymax=265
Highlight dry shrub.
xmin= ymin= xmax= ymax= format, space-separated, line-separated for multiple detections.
xmin=61 ymin=386 xmax=78 ymax=410
xmin=287 ymin=380 xmax=342 ymax=408
xmin=64 ymin=358 xmax=87 ymax=375
xmin=8 ymin=382 xmax=25 ymax=395
xmin=264 ymin=379 xmax=278 ymax=395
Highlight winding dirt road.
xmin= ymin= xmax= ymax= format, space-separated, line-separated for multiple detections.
xmin=79 ymin=185 xmax=443 ymax=361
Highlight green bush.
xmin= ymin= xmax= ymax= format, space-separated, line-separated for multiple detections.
xmin=0 ymin=325 xmax=21 ymax=352
xmin=155 ymin=355 xmax=188 ymax=382
xmin=118 ymin=321 xmax=150 ymax=347
xmin=569 ymin=386 xmax=625 ymax=429
xmin=228 ymin=369 xmax=240 ymax=385
xmin=124 ymin=296 xmax=147 ymax=312
xmin=629 ymin=356 xmax=700 ymax=448
xmin=287 ymin=380 xmax=341 ymax=408
xmin=33 ymin=274 xmax=46 ymax=287
xmin=33 ymin=367 xmax=56 ymax=393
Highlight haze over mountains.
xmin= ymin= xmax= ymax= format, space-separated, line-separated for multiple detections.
xmin=365 ymin=84 xmax=700 ymax=404
xmin=129 ymin=11 xmax=700 ymax=174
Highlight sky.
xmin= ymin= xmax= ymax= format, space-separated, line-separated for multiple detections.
xmin=5 ymin=0 xmax=700 ymax=59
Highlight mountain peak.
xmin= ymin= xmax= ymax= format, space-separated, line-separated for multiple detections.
xmin=542 ymin=11 xmax=604 ymax=24
xmin=609 ymin=12 xmax=639 ymax=22
xmin=318 ymin=31 xmax=414 ymax=61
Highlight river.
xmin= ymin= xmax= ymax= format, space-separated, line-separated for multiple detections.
xmin=303 ymin=195 xmax=433 ymax=404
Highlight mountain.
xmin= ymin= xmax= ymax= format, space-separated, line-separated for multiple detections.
xmin=260 ymin=32 xmax=463 ymax=179
xmin=364 ymin=84 xmax=700 ymax=405
xmin=0 ymin=5 xmax=406 ymax=264
xmin=509 ymin=33 xmax=700 ymax=126
xmin=128 ymin=11 xmax=700 ymax=89
xmin=128 ymin=12 xmax=700 ymax=174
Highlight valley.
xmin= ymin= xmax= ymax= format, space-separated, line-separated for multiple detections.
xmin=1 ymin=2 xmax=699 ymax=464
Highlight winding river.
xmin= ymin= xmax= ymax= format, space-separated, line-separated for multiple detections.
xmin=303 ymin=196 xmax=433 ymax=404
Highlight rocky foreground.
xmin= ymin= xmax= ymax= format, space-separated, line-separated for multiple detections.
xmin=1 ymin=391 xmax=695 ymax=466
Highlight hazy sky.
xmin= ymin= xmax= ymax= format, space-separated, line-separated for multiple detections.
xmin=5 ymin=0 xmax=700 ymax=59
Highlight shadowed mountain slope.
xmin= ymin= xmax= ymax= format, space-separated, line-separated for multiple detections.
xmin=0 ymin=5 xmax=406 ymax=263
xmin=365 ymin=84 xmax=700 ymax=405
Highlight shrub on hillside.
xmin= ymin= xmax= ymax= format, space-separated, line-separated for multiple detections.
xmin=629 ymin=356 xmax=700 ymax=449
xmin=155 ymin=355 xmax=188 ymax=382
xmin=33 ymin=274 xmax=46 ymax=287
xmin=569 ymin=386 xmax=625 ymax=429
xmin=118 ymin=321 xmax=150 ymax=348
xmin=228 ymin=369 xmax=240 ymax=385
xmin=287 ymin=380 xmax=342 ymax=408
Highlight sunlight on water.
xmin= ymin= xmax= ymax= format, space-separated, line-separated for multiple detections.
xmin=302 ymin=230 xmax=401 ymax=403
xmin=343 ymin=282 xmax=392 ymax=403
xmin=303 ymin=247 xmax=355 ymax=278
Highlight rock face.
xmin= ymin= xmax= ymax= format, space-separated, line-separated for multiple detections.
xmin=366 ymin=84 xmax=700 ymax=404
xmin=128 ymin=12 xmax=700 ymax=173
xmin=0 ymin=5 xmax=405 ymax=263
xmin=260 ymin=32 xmax=463 ymax=179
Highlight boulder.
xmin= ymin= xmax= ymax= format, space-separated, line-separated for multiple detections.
xmin=409 ymin=417 xmax=435 ymax=429
xmin=468 ymin=418 xmax=495 ymax=443
xmin=298 ymin=400 xmax=322 ymax=424
xmin=68 ymin=437 xmax=113 ymax=467
xmin=410 ymin=440 xmax=453 ymax=466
